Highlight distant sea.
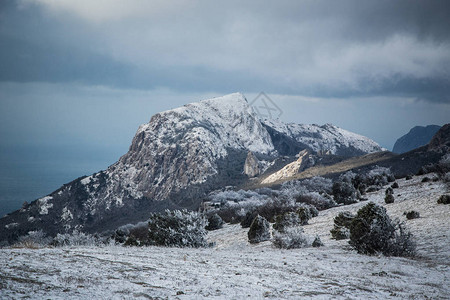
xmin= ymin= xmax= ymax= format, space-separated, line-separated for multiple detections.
xmin=0 ymin=149 xmax=117 ymax=218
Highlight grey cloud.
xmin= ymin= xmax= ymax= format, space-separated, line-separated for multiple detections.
xmin=1 ymin=0 xmax=449 ymax=103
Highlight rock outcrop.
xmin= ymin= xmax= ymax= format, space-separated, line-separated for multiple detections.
xmin=244 ymin=152 xmax=260 ymax=177
xmin=261 ymin=150 xmax=312 ymax=184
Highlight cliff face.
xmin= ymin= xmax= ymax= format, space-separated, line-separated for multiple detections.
xmin=244 ymin=152 xmax=261 ymax=178
xmin=0 ymin=93 xmax=384 ymax=243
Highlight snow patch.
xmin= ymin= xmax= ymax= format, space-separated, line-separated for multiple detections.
xmin=38 ymin=196 xmax=53 ymax=215
xmin=61 ymin=207 xmax=73 ymax=222
xmin=5 ymin=223 xmax=18 ymax=229
xmin=80 ymin=176 xmax=92 ymax=185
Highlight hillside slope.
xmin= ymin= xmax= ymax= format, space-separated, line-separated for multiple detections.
xmin=1 ymin=174 xmax=448 ymax=299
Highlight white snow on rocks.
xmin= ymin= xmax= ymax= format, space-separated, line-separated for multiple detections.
xmin=61 ymin=207 xmax=73 ymax=222
xmin=37 ymin=196 xmax=53 ymax=215
xmin=263 ymin=119 xmax=383 ymax=155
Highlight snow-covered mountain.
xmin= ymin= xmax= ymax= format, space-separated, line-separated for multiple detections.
xmin=0 ymin=93 xmax=383 ymax=242
xmin=263 ymin=119 xmax=383 ymax=156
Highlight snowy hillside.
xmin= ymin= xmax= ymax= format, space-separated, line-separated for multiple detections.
xmin=263 ymin=119 xmax=383 ymax=156
xmin=1 ymin=174 xmax=448 ymax=299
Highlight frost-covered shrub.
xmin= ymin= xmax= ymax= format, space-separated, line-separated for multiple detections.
xmin=123 ymin=223 xmax=150 ymax=246
xmin=385 ymin=193 xmax=395 ymax=204
xmin=147 ymin=210 xmax=207 ymax=248
xmin=404 ymin=211 xmax=420 ymax=220
xmin=339 ymin=171 xmax=357 ymax=183
xmin=334 ymin=211 xmax=355 ymax=228
xmin=206 ymin=213 xmax=224 ymax=231
xmin=349 ymin=203 xmax=416 ymax=256
xmin=296 ymin=206 xmax=312 ymax=225
xmin=312 ymin=236 xmax=324 ymax=247
xmin=330 ymin=226 xmax=350 ymax=240
xmin=385 ymin=187 xmax=393 ymax=195
xmin=366 ymin=186 xmax=380 ymax=193
xmin=279 ymin=180 xmax=309 ymax=199
xmin=248 ymin=215 xmax=270 ymax=244
xmin=384 ymin=187 xmax=395 ymax=204
xmin=113 ymin=221 xmax=148 ymax=245
xmin=366 ymin=166 xmax=394 ymax=186
xmin=437 ymin=194 xmax=450 ymax=205
xmin=330 ymin=211 xmax=354 ymax=240
xmin=257 ymin=198 xmax=298 ymax=222
xmin=15 ymin=230 xmax=51 ymax=248
xmin=391 ymin=182 xmax=399 ymax=189
xmin=273 ymin=212 xmax=301 ymax=233
xmin=215 ymin=206 xmax=242 ymax=224
xmin=308 ymin=205 xmax=319 ymax=218
xmin=208 ymin=189 xmax=270 ymax=205
xmin=332 ymin=181 xmax=358 ymax=205
xmin=295 ymin=177 xmax=333 ymax=194
xmin=296 ymin=192 xmax=336 ymax=210
xmin=421 ymin=177 xmax=431 ymax=183
xmin=273 ymin=226 xmax=309 ymax=249
xmin=240 ymin=210 xmax=258 ymax=228
xmin=254 ymin=187 xmax=279 ymax=197
xmin=53 ymin=230 xmax=103 ymax=247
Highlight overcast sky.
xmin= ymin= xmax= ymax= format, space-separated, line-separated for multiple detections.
xmin=1 ymin=0 xmax=450 ymax=162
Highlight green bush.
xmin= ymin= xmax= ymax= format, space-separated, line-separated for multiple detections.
xmin=248 ymin=215 xmax=271 ymax=244
xmin=332 ymin=181 xmax=358 ymax=205
xmin=241 ymin=210 xmax=258 ymax=228
xmin=404 ymin=211 xmax=420 ymax=220
xmin=421 ymin=177 xmax=431 ymax=183
xmin=437 ymin=194 xmax=450 ymax=204
xmin=273 ymin=212 xmax=301 ymax=233
xmin=312 ymin=236 xmax=324 ymax=247
xmin=205 ymin=213 xmax=224 ymax=231
xmin=385 ymin=192 xmax=395 ymax=204
xmin=296 ymin=207 xmax=312 ymax=225
xmin=349 ymin=203 xmax=415 ymax=256
xmin=330 ymin=211 xmax=354 ymax=240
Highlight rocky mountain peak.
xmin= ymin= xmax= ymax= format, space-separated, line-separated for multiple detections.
xmin=0 ymin=93 xmax=385 ymax=243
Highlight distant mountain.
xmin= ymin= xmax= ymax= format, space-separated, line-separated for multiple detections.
xmin=0 ymin=93 xmax=383 ymax=243
xmin=392 ymin=125 xmax=441 ymax=154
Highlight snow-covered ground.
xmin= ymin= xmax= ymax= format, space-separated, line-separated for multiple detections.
xmin=1 ymin=174 xmax=449 ymax=299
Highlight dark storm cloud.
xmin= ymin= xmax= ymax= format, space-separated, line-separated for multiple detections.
xmin=1 ymin=0 xmax=449 ymax=102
